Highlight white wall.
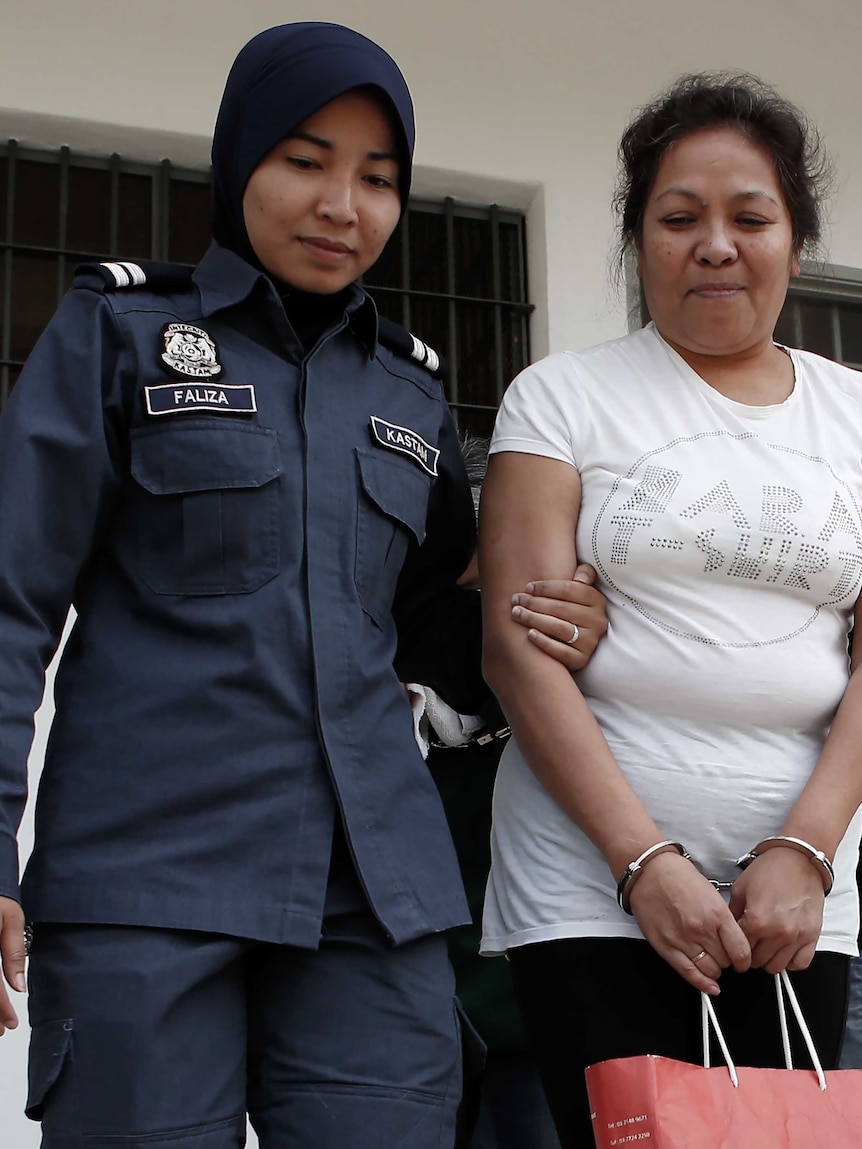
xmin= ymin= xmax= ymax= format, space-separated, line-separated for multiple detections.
xmin=3 ymin=644 xmax=56 ymax=1147
xmin=2 ymin=0 xmax=862 ymax=1140
xmin=4 ymin=0 xmax=862 ymax=356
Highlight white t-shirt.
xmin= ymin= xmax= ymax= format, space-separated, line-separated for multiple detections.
xmin=482 ymin=324 xmax=862 ymax=956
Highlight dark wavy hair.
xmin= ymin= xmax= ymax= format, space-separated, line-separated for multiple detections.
xmin=614 ymin=73 xmax=830 ymax=260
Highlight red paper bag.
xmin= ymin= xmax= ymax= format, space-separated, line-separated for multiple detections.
xmin=586 ymin=1053 xmax=862 ymax=1148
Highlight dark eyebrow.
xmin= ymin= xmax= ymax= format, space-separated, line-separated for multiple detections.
xmin=655 ymin=186 xmax=779 ymax=207
xmin=286 ymin=130 xmax=333 ymax=150
xmin=655 ymin=187 xmax=701 ymax=203
xmin=734 ymin=189 xmax=780 ymax=207
xmin=285 ymin=131 xmax=399 ymax=165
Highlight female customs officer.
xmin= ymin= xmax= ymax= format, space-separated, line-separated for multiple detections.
xmin=0 ymin=22 xmax=508 ymax=1148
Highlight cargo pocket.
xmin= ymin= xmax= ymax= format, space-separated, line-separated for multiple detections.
xmin=354 ymin=448 xmax=431 ymax=628
xmin=131 ymin=422 xmax=282 ymax=595
xmin=26 ymin=1018 xmax=74 ymax=1121
xmin=453 ymin=999 xmax=486 ymax=1149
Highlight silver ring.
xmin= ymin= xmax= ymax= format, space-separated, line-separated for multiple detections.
xmin=566 ymin=623 xmax=580 ymax=647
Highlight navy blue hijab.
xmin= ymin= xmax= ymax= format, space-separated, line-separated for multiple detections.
xmin=211 ymin=22 xmax=415 ymax=266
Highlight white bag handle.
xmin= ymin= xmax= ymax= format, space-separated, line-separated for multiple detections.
xmin=700 ymin=971 xmax=827 ymax=1091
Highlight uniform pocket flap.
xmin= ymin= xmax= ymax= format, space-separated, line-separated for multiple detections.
xmin=131 ymin=424 xmax=282 ymax=494
xmin=26 ymin=1017 xmax=73 ymax=1119
xmin=356 ymin=448 xmax=430 ymax=545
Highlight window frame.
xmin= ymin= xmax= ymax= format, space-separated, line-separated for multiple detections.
xmin=0 ymin=139 xmax=532 ymax=427
xmin=778 ymin=261 xmax=862 ymax=369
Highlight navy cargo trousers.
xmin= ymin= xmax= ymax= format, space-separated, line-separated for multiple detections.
xmin=26 ymin=909 xmax=467 ymax=1148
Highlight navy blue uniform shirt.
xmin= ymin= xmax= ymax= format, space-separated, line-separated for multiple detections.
xmin=0 ymin=243 xmax=478 ymax=946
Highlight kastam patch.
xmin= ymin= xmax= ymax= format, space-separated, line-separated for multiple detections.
xmin=370 ymin=416 xmax=439 ymax=476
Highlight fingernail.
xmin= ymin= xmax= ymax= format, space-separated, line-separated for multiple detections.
xmin=14 ymin=973 xmax=25 ymax=992
xmin=525 ymin=582 xmax=535 ymax=593
xmin=709 ymin=985 xmax=720 ymax=996
xmin=511 ymin=594 xmax=521 ymax=606
xmin=573 ymin=571 xmax=589 ymax=583
xmin=511 ymin=606 xmax=522 ymax=619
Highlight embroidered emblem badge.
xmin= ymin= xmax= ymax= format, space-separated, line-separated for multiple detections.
xmin=144 ymin=383 xmax=257 ymax=416
xmin=160 ymin=323 xmax=223 ymax=380
xmin=370 ymin=416 xmax=439 ymax=477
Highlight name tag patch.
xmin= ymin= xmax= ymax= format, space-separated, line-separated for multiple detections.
xmin=370 ymin=416 xmax=439 ymax=476
xmin=145 ymin=383 xmax=257 ymax=416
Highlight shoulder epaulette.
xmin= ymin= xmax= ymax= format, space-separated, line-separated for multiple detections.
xmin=377 ymin=316 xmax=447 ymax=379
xmin=73 ymin=260 xmax=195 ymax=294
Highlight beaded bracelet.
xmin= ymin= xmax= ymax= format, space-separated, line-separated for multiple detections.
xmin=616 ymin=840 xmax=691 ymax=914
xmin=736 ymin=835 xmax=835 ymax=895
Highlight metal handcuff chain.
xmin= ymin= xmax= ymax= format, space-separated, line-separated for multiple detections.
xmin=427 ymin=723 xmax=511 ymax=752
xmin=616 ymin=841 xmax=690 ymax=914
xmin=736 ymin=835 xmax=835 ymax=895
xmin=616 ymin=841 xmax=731 ymax=915
xmin=618 ymin=834 xmax=835 ymax=916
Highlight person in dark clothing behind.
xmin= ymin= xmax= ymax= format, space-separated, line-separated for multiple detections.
xmin=840 ymin=854 xmax=862 ymax=1067
xmin=412 ymin=437 xmax=608 ymax=1149
xmin=0 ymin=22 xmax=604 ymax=1148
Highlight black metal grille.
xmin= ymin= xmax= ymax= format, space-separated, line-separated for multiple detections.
xmin=364 ymin=199 xmax=531 ymax=437
xmin=774 ymin=275 xmax=862 ymax=369
xmin=0 ymin=141 xmax=531 ymax=435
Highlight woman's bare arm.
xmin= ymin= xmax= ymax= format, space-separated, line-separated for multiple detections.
xmin=479 ymin=450 xmax=750 ymax=991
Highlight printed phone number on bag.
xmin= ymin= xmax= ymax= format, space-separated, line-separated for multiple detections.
xmin=605 ymin=1114 xmax=651 ymax=1145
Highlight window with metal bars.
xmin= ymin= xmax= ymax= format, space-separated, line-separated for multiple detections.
xmin=774 ymin=268 xmax=862 ymax=369
xmin=0 ymin=141 xmax=531 ymax=436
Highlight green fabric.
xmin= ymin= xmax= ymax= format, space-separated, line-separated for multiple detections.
xmin=429 ymin=738 xmax=529 ymax=1051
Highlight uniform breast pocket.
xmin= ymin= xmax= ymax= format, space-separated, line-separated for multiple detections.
xmin=355 ymin=448 xmax=431 ymax=628
xmin=130 ymin=422 xmax=282 ymax=595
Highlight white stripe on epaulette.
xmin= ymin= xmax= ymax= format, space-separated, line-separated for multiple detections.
xmin=122 ymin=261 xmax=147 ymax=285
xmin=102 ymin=261 xmax=146 ymax=288
xmin=410 ymin=334 xmax=440 ymax=374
